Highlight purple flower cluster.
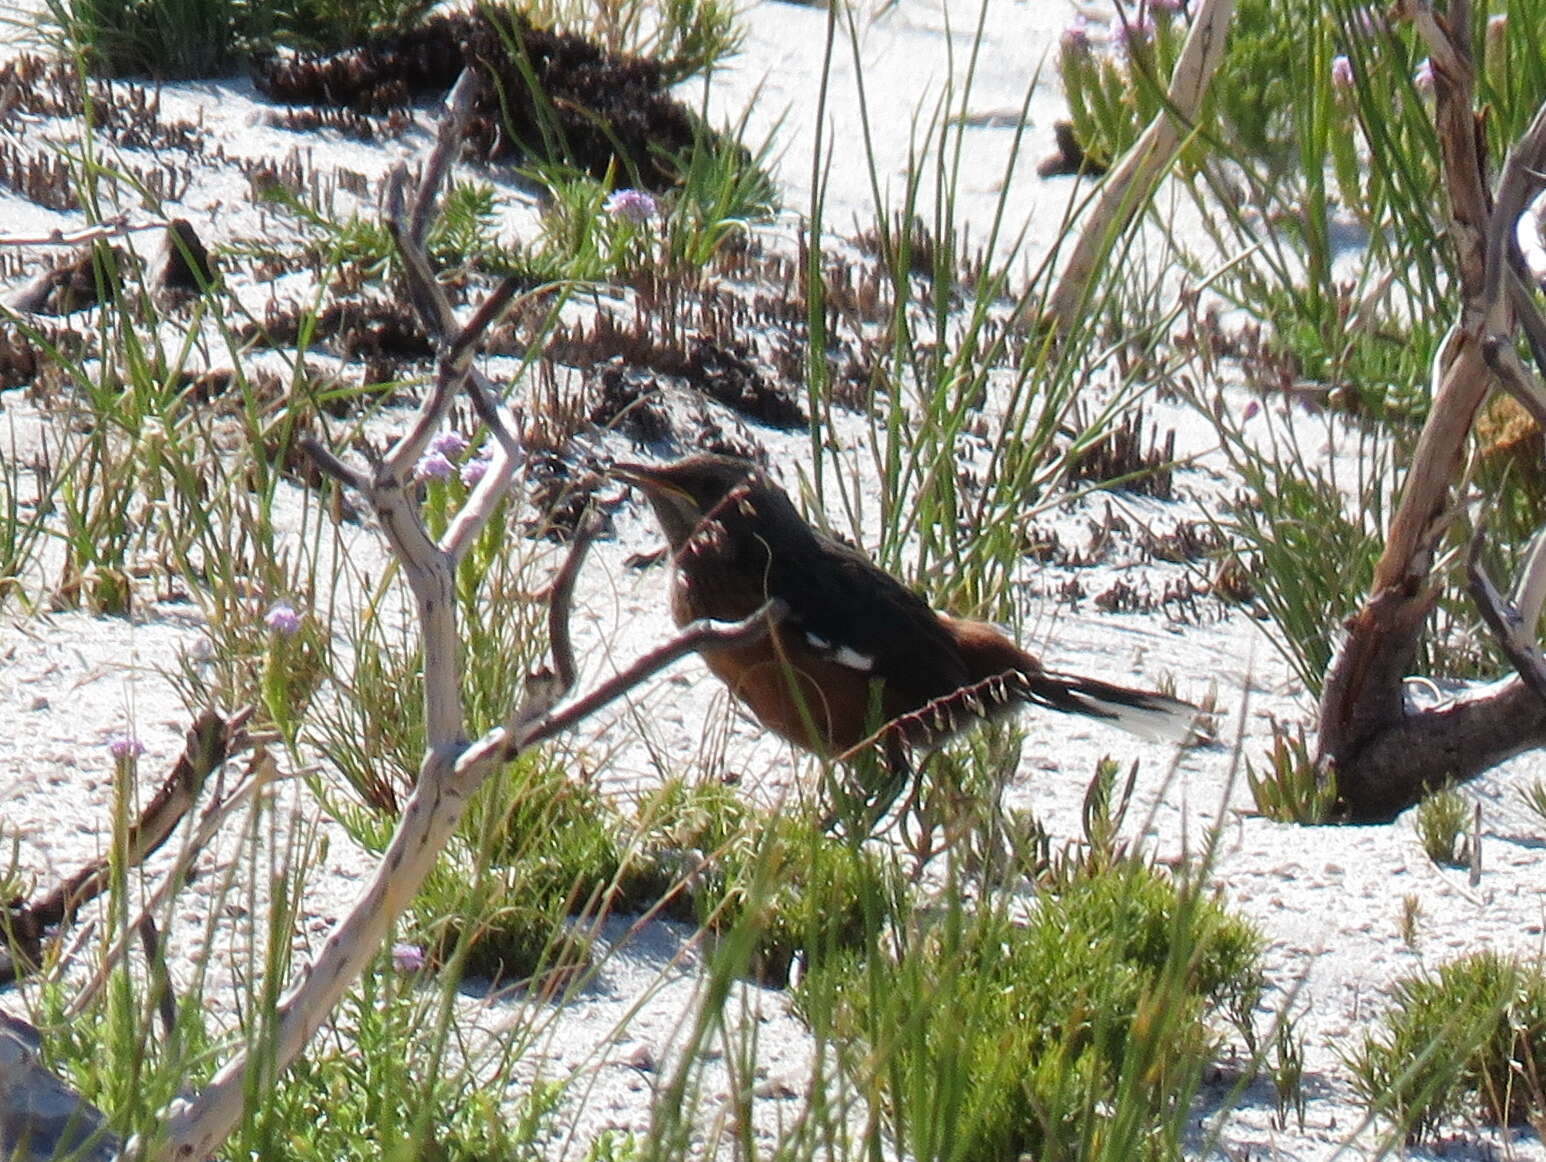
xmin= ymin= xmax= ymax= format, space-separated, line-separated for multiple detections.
xmin=460 ymin=453 xmax=493 ymax=486
xmin=107 ymin=733 xmax=145 ymax=760
xmin=604 ymin=188 xmax=658 ymax=225
xmin=415 ymin=451 xmax=455 ymax=482
xmin=392 ymin=943 xmax=427 ymax=974
xmin=265 ymin=600 xmax=302 ymax=636
xmin=416 ymin=430 xmax=494 ymax=484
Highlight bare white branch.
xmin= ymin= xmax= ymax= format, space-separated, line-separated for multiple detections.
xmin=1519 ymin=186 xmax=1546 ymax=285
xmin=1038 ymin=0 xmax=1234 ymax=330
xmin=1513 ymin=528 xmax=1546 ymax=633
xmin=136 ymin=65 xmax=767 ymax=1162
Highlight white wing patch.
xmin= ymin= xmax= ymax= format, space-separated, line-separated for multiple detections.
xmin=804 ymin=631 xmax=875 ymax=673
xmin=832 ymin=645 xmax=875 ymax=672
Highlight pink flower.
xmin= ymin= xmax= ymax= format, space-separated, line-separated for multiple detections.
xmin=415 ymin=451 xmax=455 ymax=482
xmin=1331 ymin=55 xmax=1354 ymax=90
xmin=1060 ymin=19 xmax=1091 ymax=53
xmin=460 ymin=455 xmax=492 ymax=486
xmin=430 ymin=430 xmax=469 ymax=458
xmin=108 ymin=734 xmax=145 ymax=760
xmin=604 ymin=189 xmax=657 ymax=225
xmin=1414 ymin=58 xmax=1435 ymax=93
xmin=392 ymin=943 xmax=426 ymax=973
xmin=264 ymin=601 xmax=301 ymax=636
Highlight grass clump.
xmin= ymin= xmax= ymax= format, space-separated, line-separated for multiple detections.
xmin=238 ymin=955 xmax=565 ymax=1161
xmin=1348 ymin=951 xmax=1546 ymax=1142
xmin=403 ymin=769 xmax=899 ymax=991
xmin=42 ymin=0 xmax=244 ymax=78
xmin=1246 ymin=721 xmax=1340 ymax=824
xmin=260 ymin=0 xmax=437 ymax=54
xmin=1413 ymin=784 xmax=1473 ymax=869
xmin=407 ymin=756 xmax=637 ymax=985
xmin=39 ymin=0 xmax=739 ymax=83
xmin=798 ymin=859 xmax=1264 ymax=1160
xmin=634 ymin=779 xmax=909 ymax=987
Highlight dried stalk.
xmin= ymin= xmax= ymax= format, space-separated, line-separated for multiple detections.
xmin=0 ymin=709 xmax=251 ymax=986
xmin=60 ymin=749 xmax=281 ymax=1021
xmin=1038 ymin=0 xmax=1234 ymax=330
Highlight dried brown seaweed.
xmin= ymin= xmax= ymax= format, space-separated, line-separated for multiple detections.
xmin=0 ymin=54 xmax=206 ymax=155
xmin=6 ymin=244 xmax=134 ymax=315
xmin=253 ymin=12 xmax=706 ymax=190
xmin=241 ymin=295 xmax=433 ymax=365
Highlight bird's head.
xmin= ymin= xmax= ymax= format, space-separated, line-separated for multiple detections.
xmin=611 ymin=454 xmax=764 ymax=549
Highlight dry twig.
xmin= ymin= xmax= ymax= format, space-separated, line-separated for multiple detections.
xmin=1038 ymin=0 xmax=1234 ymax=330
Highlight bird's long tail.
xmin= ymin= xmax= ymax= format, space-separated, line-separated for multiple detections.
xmin=841 ymin=668 xmax=1200 ymax=762
xmin=1016 ymin=670 xmax=1200 ymax=744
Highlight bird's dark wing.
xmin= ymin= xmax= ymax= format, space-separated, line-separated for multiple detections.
xmin=766 ymin=531 xmax=973 ymax=706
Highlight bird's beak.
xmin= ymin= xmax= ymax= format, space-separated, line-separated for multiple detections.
xmin=610 ymin=461 xmax=669 ymax=489
xmin=610 ymin=461 xmax=691 ymax=503
xmin=611 ymin=461 xmax=701 ymax=548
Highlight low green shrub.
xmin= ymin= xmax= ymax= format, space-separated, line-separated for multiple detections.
xmin=1348 ymin=951 xmax=1546 ymax=1141
xmin=798 ymin=859 xmax=1263 ymax=1159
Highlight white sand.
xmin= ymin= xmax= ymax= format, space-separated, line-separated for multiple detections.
xmin=2 ymin=1 xmax=1545 ymax=1158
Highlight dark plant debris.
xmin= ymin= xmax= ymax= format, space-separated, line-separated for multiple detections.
xmin=0 ymin=327 xmax=41 ymax=391
xmin=543 ymin=310 xmax=807 ymax=430
xmin=253 ymin=11 xmax=715 ymax=190
xmin=6 ymin=245 xmax=136 ymax=316
xmin=524 ymin=451 xmax=609 ymax=542
xmin=264 ymin=105 xmax=412 ymax=142
xmin=588 ymin=361 xmax=677 ymax=448
xmin=0 ymin=54 xmax=206 ymax=154
xmin=155 ymin=219 xmax=217 ymax=296
xmin=1141 ymin=519 xmax=1223 ymax=564
xmin=241 ymin=295 xmax=433 ymax=365
xmin=1067 ymin=411 xmax=1176 ymax=500
xmin=1092 ymin=575 xmax=1211 ymax=622
xmin=1037 ymin=120 xmax=1108 ymax=178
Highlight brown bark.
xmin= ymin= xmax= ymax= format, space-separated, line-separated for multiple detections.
xmin=1317 ymin=2 xmax=1546 ymax=819
xmin=1332 ymin=678 xmax=1546 ymax=822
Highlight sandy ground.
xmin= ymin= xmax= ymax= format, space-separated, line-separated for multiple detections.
xmin=2 ymin=0 xmax=1546 ymax=1158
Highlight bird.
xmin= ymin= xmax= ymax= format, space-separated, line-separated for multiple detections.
xmin=613 ymin=453 xmax=1197 ymax=772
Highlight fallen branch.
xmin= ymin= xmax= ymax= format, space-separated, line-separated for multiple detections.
xmin=0 ymin=708 xmax=252 ymax=986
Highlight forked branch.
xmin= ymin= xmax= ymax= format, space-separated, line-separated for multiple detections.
xmin=136 ymin=71 xmax=784 ymax=1162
